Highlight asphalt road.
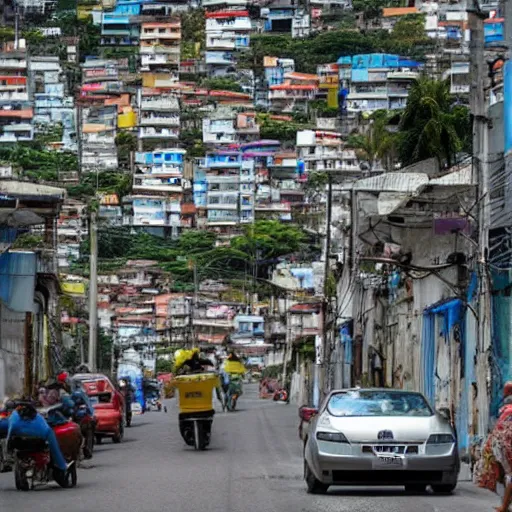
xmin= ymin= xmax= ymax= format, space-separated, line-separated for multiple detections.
xmin=0 ymin=384 xmax=500 ymax=512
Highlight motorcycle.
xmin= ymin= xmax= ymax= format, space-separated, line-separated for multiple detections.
xmin=226 ymin=376 xmax=243 ymax=412
xmin=8 ymin=401 xmax=82 ymax=490
xmin=273 ymin=388 xmax=288 ymax=402
xmin=173 ymin=372 xmax=219 ymax=451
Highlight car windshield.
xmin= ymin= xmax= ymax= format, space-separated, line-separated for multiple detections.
xmin=327 ymin=390 xmax=433 ymax=417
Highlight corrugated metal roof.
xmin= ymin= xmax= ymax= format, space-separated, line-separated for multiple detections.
xmin=0 ymin=180 xmax=65 ymax=201
xmin=429 ymin=163 xmax=475 ymax=186
xmin=354 ymin=173 xmax=429 ymax=193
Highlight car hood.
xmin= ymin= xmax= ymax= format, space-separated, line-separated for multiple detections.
xmin=317 ymin=414 xmax=448 ymax=443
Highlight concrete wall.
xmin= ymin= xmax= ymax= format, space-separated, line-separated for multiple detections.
xmin=0 ymin=302 xmax=26 ymax=398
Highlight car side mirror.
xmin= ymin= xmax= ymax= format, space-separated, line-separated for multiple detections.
xmin=438 ymin=407 xmax=451 ymax=422
xmin=299 ymin=406 xmax=318 ymax=422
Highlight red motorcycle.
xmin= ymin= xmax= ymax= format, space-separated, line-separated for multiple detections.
xmin=273 ymin=388 xmax=288 ymax=402
xmin=8 ymin=402 xmax=82 ymax=491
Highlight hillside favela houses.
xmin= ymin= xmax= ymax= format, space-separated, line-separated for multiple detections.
xmin=0 ymin=5 xmax=510 ymax=500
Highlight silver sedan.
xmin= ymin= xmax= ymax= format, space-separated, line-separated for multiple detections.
xmin=303 ymin=388 xmax=459 ymax=494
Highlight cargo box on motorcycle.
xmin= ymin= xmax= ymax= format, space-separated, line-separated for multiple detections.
xmin=173 ymin=373 xmax=220 ymax=414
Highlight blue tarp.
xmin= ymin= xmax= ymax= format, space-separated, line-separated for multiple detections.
xmin=0 ymin=251 xmax=36 ymax=312
xmin=505 ymin=61 xmax=512 ymax=154
xmin=7 ymin=411 xmax=67 ymax=471
xmin=290 ymin=268 xmax=313 ymax=289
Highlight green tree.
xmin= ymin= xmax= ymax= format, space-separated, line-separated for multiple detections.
xmin=156 ymin=359 xmax=173 ymax=374
xmin=348 ymin=111 xmax=397 ymax=171
xmin=398 ymin=78 xmax=470 ymax=167
xmin=202 ymin=77 xmax=243 ymax=92
xmin=257 ymin=114 xmax=307 ymax=143
xmin=231 ymin=221 xmax=307 ymax=260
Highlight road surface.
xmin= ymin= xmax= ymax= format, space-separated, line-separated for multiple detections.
xmin=0 ymin=385 xmax=498 ymax=512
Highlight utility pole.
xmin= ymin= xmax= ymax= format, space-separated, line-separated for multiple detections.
xmin=281 ymin=294 xmax=290 ymax=387
xmin=78 ymin=323 xmax=84 ymax=364
xmin=88 ymin=209 xmax=98 ymax=371
xmin=14 ymin=5 xmax=20 ymax=50
xmin=469 ymin=0 xmax=491 ymax=436
xmin=320 ymin=173 xmax=333 ymax=402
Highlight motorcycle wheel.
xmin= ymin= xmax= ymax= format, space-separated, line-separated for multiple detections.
xmin=194 ymin=422 xmax=207 ymax=451
xmin=158 ymin=404 xmax=162 ymax=412
xmin=54 ymin=463 xmax=77 ymax=489
xmin=14 ymin=460 xmax=29 ymax=491
xmin=83 ymin=429 xmax=94 ymax=460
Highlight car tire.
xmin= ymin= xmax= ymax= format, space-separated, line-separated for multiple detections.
xmin=405 ymin=484 xmax=427 ymax=493
xmin=112 ymin=422 xmax=124 ymax=444
xmin=304 ymin=461 xmax=329 ymax=494
xmin=431 ymin=483 xmax=457 ymax=494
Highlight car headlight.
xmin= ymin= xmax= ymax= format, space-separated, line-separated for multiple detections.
xmin=316 ymin=431 xmax=349 ymax=443
xmin=427 ymin=434 xmax=455 ymax=444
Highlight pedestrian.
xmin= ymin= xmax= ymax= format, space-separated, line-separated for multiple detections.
xmin=474 ymin=382 xmax=512 ymax=505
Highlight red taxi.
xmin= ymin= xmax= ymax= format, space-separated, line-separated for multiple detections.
xmin=72 ymin=374 xmax=125 ymax=444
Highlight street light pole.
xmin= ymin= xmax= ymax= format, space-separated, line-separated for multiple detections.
xmin=88 ymin=209 xmax=98 ymax=371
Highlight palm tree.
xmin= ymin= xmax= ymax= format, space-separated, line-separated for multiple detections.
xmin=398 ymin=78 xmax=468 ymax=168
xmin=348 ymin=110 xmax=397 ymax=172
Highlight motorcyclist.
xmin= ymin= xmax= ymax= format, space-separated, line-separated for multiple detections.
xmin=178 ymin=349 xmax=214 ymax=374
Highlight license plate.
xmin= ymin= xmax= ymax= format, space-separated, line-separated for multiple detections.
xmin=372 ymin=455 xmax=404 ymax=469
xmin=185 ymin=392 xmax=202 ymax=398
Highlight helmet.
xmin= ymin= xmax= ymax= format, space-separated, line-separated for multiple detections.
xmin=57 ymin=371 xmax=69 ymax=384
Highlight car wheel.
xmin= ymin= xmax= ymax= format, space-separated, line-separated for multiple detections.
xmin=431 ymin=483 xmax=457 ymax=494
xmin=405 ymin=484 xmax=427 ymax=493
xmin=113 ymin=422 xmax=124 ymax=444
xmin=304 ymin=461 xmax=329 ymax=494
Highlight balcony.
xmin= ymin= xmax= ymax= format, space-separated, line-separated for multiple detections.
xmin=0 ymin=58 xmax=27 ymax=70
xmin=140 ymin=114 xmax=180 ymax=126
xmin=204 ymin=155 xmax=241 ymax=168
xmin=206 ymin=18 xmax=252 ymax=31
xmin=450 ymin=84 xmax=470 ymax=94
xmin=141 ymin=54 xmax=180 ymax=69
xmin=133 ymin=176 xmax=183 ymax=193
xmin=205 ymin=174 xmax=240 ymax=184
xmin=140 ymin=30 xmax=181 ymax=41
xmin=202 ymin=0 xmax=247 ymax=5
xmin=141 ymin=97 xmax=179 ymax=111
xmin=205 ymin=51 xmax=235 ymax=66
xmin=138 ymin=127 xmax=179 ymax=139
xmin=0 ymin=91 xmax=29 ymax=102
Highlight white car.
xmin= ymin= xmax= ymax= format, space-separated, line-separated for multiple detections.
xmin=302 ymin=388 xmax=459 ymax=494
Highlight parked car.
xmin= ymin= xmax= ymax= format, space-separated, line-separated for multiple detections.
xmin=302 ymin=388 xmax=459 ymax=495
xmin=72 ymin=374 xmax=125 ymax=444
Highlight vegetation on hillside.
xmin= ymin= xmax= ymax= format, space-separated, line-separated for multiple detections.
xmin=76 ymin=221 xmax=313 ymax=290
xmin=397 ymin=78 xmax=472 ymax=167
xmin=240 ymin=21 xmax=435 ymax=74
